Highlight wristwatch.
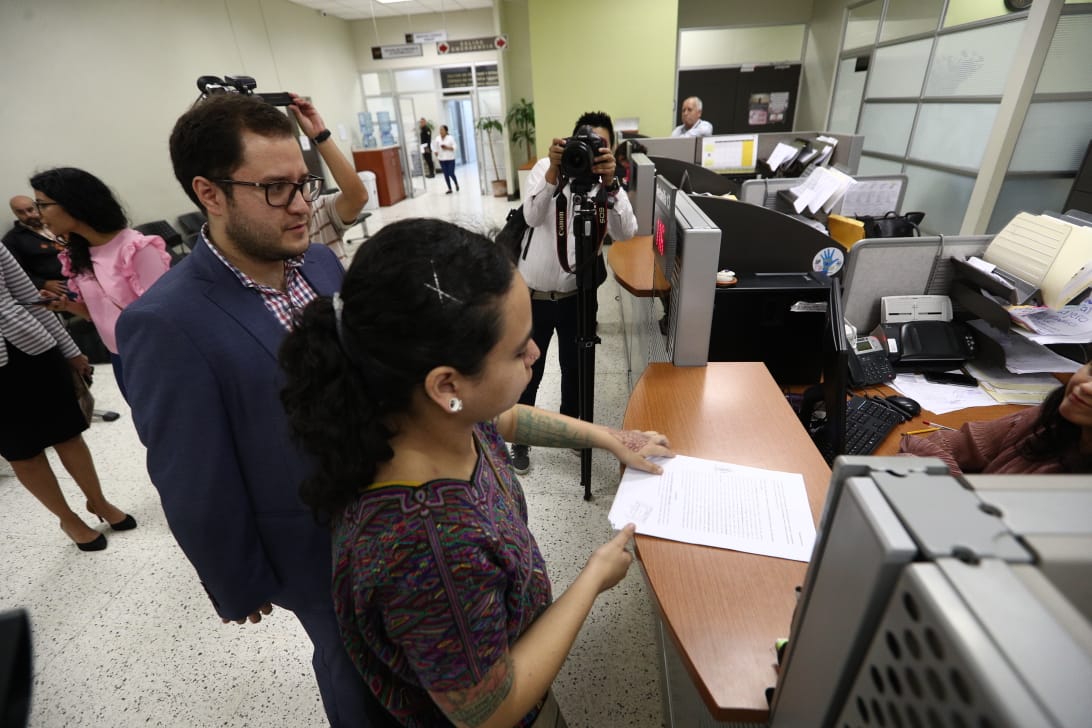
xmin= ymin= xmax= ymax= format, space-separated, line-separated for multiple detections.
xmin=312 ymin=129 xmax=332 ymax=144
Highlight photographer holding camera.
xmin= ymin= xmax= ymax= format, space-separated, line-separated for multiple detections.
xmin=511 ymin=111 xmax=637 ymax=474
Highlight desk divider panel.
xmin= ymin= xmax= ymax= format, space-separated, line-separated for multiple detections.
xmin=840 ymin=236 xmax=992 ymax=334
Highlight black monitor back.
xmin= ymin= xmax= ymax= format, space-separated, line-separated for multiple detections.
xmin=709 ymin=273 xmax=829 ymax=384
xmin=690 ymin=195 xmax=840 ymax=275
xmin=648 ymin=156 xmax=739 ymax=197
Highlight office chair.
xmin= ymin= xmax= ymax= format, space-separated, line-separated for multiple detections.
xmin=134 ymin=220 xmax=188 ymax=265
xmin=175 ymin=211 xmax=207 ymax=251
xmin=343 ymin=211 xmax=372 ymax=249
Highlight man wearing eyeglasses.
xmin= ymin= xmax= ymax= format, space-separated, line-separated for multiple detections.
xmin=2 ymin=195 xmax=67 ymax=297
xmin=116 ymin=95 xmax=395 ymax=728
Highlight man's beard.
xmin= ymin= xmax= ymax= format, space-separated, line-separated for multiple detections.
xmin=22 ymin=218 xmax=44 ymax=230
xmin=224 ymin=208 xmax=307 ymax=263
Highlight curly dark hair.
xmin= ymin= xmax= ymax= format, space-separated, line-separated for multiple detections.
xmin=29 ymin=167 xmax=128 ymax=276
xmin=280 ymin=218 xmax=515 ymax=520
xmin=169 ymin=94 xmax=294 ymax=210
xmin=1021 ymin=385 xmax=1092 ymax=472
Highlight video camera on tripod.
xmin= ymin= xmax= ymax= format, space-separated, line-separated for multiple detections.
xmin=194 ymin=75 xmax=294 ymax=107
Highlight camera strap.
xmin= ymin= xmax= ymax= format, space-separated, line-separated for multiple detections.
xmin=554 ymin=180 xmax=611 ymax=275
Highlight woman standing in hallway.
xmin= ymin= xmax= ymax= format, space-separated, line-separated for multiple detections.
xmin=31 ymin=167 xmax=170 ymax=400
xmin=280 ymin=218 xmax=672 ymax=727
xmin=436 ymin=125 xmax=460 ymax=193
xmin=0 ymin=244 xmax=135 ymax=551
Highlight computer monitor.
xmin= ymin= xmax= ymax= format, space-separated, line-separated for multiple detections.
xmin=820 ymin=276 xmax=849 ymax=461
xmin=652 ymin=174 xmax=678 ymax=282
xmin=626 ymin=152 xmax=656 ymax=236
xmin=700 ymin=133 xmax=759 ymax=175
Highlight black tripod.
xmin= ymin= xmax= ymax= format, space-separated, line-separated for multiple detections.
xmin=569 ymin=181 xmax=603 ymax=500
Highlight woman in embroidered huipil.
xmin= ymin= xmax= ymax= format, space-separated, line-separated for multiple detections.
xmin=281 ymin=218 xmax=673 ymax=728
xmin=31 ymin=167 xmax=170 ymax=400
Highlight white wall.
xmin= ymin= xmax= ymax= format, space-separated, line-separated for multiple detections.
xmin=0 ymin=0 xmax=363 ymax=226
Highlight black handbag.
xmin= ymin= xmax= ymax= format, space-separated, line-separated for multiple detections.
xmin=855 ymin=210 xmax=925 ymax=238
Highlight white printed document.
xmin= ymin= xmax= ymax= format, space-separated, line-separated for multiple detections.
xmin=608 ymin=454 xmax=816 ymax=562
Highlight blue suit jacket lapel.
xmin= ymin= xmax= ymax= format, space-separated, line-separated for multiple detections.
xmin=189 ymin=239 xmax=339 ymax=361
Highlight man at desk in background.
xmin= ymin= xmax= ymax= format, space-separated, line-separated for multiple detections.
xmin=899 ymin=362 xmax=1092 ymax=474
xmin=3 ymin=195 xmax=67 ymax=296
xmin=670 ymin=96 xmax=713 ymax=138
xmin=289 ymin=94 xmax=368 ymax=263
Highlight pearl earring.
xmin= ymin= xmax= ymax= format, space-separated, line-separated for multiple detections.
xmin=448 ymin=397 xmax=463 ymax=413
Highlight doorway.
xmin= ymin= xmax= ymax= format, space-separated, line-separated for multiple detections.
xmin=443 ymin=97 xmax=478 ymax=170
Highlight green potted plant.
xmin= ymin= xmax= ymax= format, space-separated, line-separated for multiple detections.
xmin=476 ymin=116 xmax=508 ymax=197
xmin=506 ymin=98 xmax=536 ymax=164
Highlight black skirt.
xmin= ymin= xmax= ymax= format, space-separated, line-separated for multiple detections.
xmin=0 ymin=342 xmax=89 ymax=461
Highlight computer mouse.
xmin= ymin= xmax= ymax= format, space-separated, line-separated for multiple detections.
xmin=885 ymin=395 xmax=921 ymax=419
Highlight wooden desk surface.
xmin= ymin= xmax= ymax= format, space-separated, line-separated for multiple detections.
xmin=607 ymin=235 xmax=669 ymax=297
xmin=861 ymin=382 xmax=1034 ymax=455
xmin=623 ymin=363 xmax=832 ymax=723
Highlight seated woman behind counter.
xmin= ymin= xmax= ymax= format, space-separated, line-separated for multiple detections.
xmin=900 ymin=362 xmax=1092 ymax=475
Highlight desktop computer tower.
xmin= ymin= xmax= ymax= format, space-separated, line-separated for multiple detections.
xmin=708 ymin=273 xmax=830 ymax=383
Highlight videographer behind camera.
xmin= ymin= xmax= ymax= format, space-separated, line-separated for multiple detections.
xmin=510 ymin=111 xmax=637 ymax=475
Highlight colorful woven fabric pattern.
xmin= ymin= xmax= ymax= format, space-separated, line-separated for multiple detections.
xmin=332 ymin=422 xmax=552 ymax=726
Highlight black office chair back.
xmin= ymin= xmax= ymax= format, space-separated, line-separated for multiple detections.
xmin=0 ymin=609 xmax=31 ymax=728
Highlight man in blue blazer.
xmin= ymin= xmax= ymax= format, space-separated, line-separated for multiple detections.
xmin=117 ymin=95 xmax=392 ymax=727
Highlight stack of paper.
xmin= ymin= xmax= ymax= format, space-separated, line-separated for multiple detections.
xmin=607 ymin=454 xmax=816 ymax=562
xmin=964 ymin=362 xmax=1060 ymax=405
xmin=1007 ymin=294 xmax=1092 ymax=345
xmin=967 ymin=319 xmax=1084 ymax=374
xmin=789 ymin=167 xmax=855 ymax=215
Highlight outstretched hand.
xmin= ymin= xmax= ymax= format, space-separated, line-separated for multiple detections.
xmin=608 ymin=429 xmax=674 ymax=474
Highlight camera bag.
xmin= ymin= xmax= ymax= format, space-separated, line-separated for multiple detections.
xmin=496 ymin=205 xmax=532 ymax=264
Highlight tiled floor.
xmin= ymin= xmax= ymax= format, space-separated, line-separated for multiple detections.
xmin=0 ymin=166 xmax=666 ymax=727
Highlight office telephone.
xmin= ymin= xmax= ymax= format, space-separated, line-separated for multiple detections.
xmin=848 ymin=335 xmax=896 ymax=387
xmin=873 ymin=320 xmax=977 ymax=371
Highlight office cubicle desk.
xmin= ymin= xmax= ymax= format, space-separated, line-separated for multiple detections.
xmin=607 ymin=235 xmax=668 ymax=297
xmin=624 ymin=362 xmax=832 ymax=724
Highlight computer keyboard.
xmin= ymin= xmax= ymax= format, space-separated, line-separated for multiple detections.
xmin=843 ymin=396 xmax=909 ymax=456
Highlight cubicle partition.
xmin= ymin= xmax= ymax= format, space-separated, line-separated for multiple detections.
xmin=739 ymin=174 xmax=908 ymax=217
xmin=638 ymin=131 xmax=864 ymax=175
xmin=840 ymin=235 xmax=992 ymax=334
xmin=627 ymin=152 xmax=656 ymax=236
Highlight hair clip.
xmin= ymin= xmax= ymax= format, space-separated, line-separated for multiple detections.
xmin=424 ymin=260 xmax=464 ymax=306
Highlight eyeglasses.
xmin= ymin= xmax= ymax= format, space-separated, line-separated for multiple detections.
xmin=33 ymin=200 xmax=59 ymax=212
xmin=214 ymin=174 xmax=324 ymax=207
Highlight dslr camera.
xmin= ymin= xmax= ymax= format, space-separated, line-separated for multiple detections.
xmin=195 ymin=75 xmax=293 ymax=106
xmin=560 ymin=126 xmax=606 ymax=185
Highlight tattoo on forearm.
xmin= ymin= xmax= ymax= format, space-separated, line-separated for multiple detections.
xmin=514 ymin=406 xmax=594 ymax=448
xmin=435 ymin=654 xmax=513 ymax=726
xmin=609 ymin=428 xmax=647 ymax=453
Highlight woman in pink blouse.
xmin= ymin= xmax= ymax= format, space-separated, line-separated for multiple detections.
xmin=31 ymin=168 xmax=170 ymax=400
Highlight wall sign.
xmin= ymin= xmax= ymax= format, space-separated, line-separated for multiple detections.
xmin=437 ymin=36 xmax=502 ymax=54
xmin=405 ymin=31 xmax=447 ymax=43
xmin=371 ymin=44 xmax=422 ymax=60
xmin=440 ymin=67 xmax=473 ymax=89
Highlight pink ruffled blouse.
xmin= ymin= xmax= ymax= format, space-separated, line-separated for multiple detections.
xmin=60 ymin=229 xmax=171 ymax=353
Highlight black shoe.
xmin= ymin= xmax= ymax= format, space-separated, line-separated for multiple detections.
xmin=87 ymin=502 xmax=138 ymax=531
xmin=446 ymin=190 xmax=452 ymax=194
xmin=510 ymin=445 xmax=530 ymax=474
xmin=76 ymin=533 xmax=108 ymax=552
